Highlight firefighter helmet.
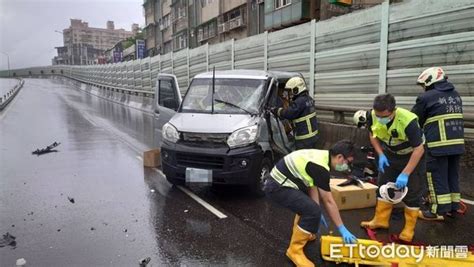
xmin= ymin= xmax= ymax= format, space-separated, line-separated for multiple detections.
xmin=285 ymin=77 xmax=307 ymax=96
xmin=353 ymin=110 xmax=368 ymax=128
xmin=417 ymin=67 xmax=445 ymax=87
xmin=379 ymin=182 xmax=408 ymax=204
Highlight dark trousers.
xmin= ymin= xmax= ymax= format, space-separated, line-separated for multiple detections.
xmin=426 ymin=153 xmax=461 ymax=214
xmin=264 ymin=178 xmax=321 ymax=233
xmin=295 ymin=136 xmax=318 ymax=150
xmin=377 ymin=150 xmax=426 ymax=208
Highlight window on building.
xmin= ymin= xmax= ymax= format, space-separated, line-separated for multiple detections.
xmin=178 ymin=7 xmax=186 ymax=18
xmin=202 ymin=0 xmax=213 ymax=7
xmin=275 ymin=0 xmax=291 ymax=9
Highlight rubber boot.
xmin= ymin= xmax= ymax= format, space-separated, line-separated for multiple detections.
xmin=399 ymin=207 xmax=419 ymax=242
xmin=286 ymin=225 xmax=315 ymax=267
xmin=294 ymin=215 xmax=316 ymax=241
xmin=361 ymin=199 xmax=393 ymax=229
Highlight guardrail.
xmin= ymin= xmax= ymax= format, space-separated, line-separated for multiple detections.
xmin=315 ymin=105 xmax=474 ymax=129
xmin=0 ymin=78 xmax=24 ymax=111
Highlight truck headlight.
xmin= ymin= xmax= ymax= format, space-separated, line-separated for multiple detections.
xmin=227 ymin=125 xmax=258 ymax=149
xmin=162 ymin=123 xmax=179 ymax=143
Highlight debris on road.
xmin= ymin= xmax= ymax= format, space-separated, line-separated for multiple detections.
xmin=123 ymin=229 xmax=127 ymax=233
xmin=150 ymin=189 xmax=155 ymax=193
xmin=32 ymin=141 xmax=61 ymax=156
xmin=90 ymin=227 xmax=96 ymax=231
xmin=15 ymin=258 xmax=27 ymax=266
xmin=139 ymin=257 xmax=151 ymax=267
xmin=67 ymin=197 xmax=75 ymax=203
xmin=0 ymin=232 xmax=17 ymax=248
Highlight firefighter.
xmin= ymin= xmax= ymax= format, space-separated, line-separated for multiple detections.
xmin=360 ymin=94 xmax=426 ymax=244
xmin=411 ymin=67 xmax=465 ymax=220
xmin=264 ymin=140 xmax=358 ymax=267
xmin=271 ymin=77 xmax=319 ymax=149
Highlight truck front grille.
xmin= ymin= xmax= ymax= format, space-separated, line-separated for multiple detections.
xmin=176 ymin=153 xmax=225 ymax=170
xmin=182 ymin=132 xmax=228 ymax=144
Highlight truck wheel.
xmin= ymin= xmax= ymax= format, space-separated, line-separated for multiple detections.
xmin=251 ymin=157 xmax=272 ymax=197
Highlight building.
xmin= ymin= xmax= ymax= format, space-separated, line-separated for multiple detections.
xmin=143 ymin=0 xmax=391 ymax=55
xmin=54 ymin=19 xmax=139 ymax=65
xmin=264 ymin=0 xmax=387 ymax=32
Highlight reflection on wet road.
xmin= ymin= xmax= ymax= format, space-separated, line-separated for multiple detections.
xmin=1 ymin=78 xmax=473 ymax=266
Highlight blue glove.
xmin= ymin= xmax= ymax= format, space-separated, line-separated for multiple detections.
xmin=395 ymin=173 xmax=409 ymax=189
xmin=337 ymin=225 xmax=357 ymax=244
xmin=378 ymin=154 xmax=390 ymax=173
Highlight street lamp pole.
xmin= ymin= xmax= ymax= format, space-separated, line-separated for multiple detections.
xmin=0 ymin=52 xmax=11 ymax=77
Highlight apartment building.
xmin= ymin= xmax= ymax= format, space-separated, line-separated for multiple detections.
xmin=54 ymin=19 xmax=138 ymax=65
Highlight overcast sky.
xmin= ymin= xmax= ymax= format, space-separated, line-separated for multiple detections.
xmin=0 ymin=0 xmax=144 ymax=70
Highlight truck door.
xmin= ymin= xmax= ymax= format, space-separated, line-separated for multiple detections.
xmin=153 ymin=74 xmax=182 ymax=147
xmin=265 ymin=79 xmax=294 ymax=156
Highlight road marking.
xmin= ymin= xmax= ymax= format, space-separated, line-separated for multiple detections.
xmin=152 ymin=167 xmax=227 ymax=219
xmin=177 ymin=185 xmax=228 ymax=219
xmin=461 ymin=198 xmax=474 ymax=206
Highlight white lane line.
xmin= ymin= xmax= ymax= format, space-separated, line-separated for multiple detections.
xmin=177 ymin=185 xmax=228 ymax=219
xmin=461 ymin=198 xmax=474 ymax=206
xmin=152 ymin=167 xmax=227 ymax=219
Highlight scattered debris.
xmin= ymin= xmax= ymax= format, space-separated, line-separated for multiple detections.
xmin=139 ymin=257 xmax=151 ymax=267
xmin=67 ymin=197 xmax=75 ymax=204
xmin=11 ymin=225 xmax=15 ymax=228
xmin=57 ymin=229 xmax=61 ymax=232
xmin=16 ymin=258 xmax=26 ymax=266
xmin=32 ymin=141 xmax=61 ymax=156
xmin=123 ymin=229 xmax=128 ymax=233
xmin=27 ymin=212 xmax=34 ymax=216
xmin=135 ymin=219 xmax=138 ymax=223
xmin=184 ymin=210 xmax=189 ymax=213
xmin=0 ymin=232 xmax=16 ymax=248
xmin=150 ymin=189 xmax=155 ymax=193
xmin=102 ymin=222 xmax=108 ymax=226
xmin=90 ymin=227 xmax=96 ymax=231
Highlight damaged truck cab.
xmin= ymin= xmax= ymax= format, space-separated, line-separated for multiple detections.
xmin=153 ymin=70 xmax=302 ymax=194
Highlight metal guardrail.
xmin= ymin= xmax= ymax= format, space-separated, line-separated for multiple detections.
xmin=0 ymin=78 xmax=24 ymax=111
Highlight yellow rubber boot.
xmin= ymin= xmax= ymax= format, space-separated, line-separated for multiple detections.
xmin=293 ymin=215 xmax=316 ymax=241
xmin=286 ymin=225 xmax=315 ymax=267
xmin=360 ymin=199 xmax=393 ymax=229
xmin=399 ymin=207 xmax=419 ymax=242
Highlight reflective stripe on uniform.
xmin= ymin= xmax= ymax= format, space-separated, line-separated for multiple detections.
xmin=437 ymin=194 xmax=452 ymax=205
xmin=427 ymin=139 xmax=465 ymax=148
xmin=451 ymin=193 xmax=461 ymax=203
xmin=424 ymin=113 xmax=463 ymax=126
xmin=293 ymin=112 xmax=318 ymax=140
xmin=270 ymin=167 xmax=299 ymax=190
xmin=424 ymin=113 xmax=464 ymax=148
xmin=284 ymin=156 xmax=310 ymax=187
xmin=427 ymin=172 xmax=438 ymax=214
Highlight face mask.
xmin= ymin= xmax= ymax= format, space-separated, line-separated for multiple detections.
xmin=335 ymin=163 xmax=350 ymax=172
xmin=377 ymin=116 xmax=391 ymax=125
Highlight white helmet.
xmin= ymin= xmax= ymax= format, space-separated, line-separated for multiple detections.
xmin=379 ymin=182 xmax=408 ymax=204
xmin=353 ymin=110 xmax=368 ymax=128
xmin=285 ymin=77 xmax=307 ymax=95
xmin=417 ymin=67 xmax=445 ymax=87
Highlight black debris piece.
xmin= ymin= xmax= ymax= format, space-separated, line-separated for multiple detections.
xmin=0 ymin=232 xmax=17 ymax=248
xmin=32 ymin=142 xmax=61 ymax=156
xmin=90 ymin=227 xmax=96 ymax=231
xmin=123 ymin=229 xmax=127 ymax=233
xmin=57 ymin=229 xmax=61 ymax=232
xmin=67 ymin=197 xmax=75 ymax=204
xmin=139 ymin=257 xmax=151 ymax=267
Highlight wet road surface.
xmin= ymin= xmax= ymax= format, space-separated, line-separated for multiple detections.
xmin=1 ymin=78 xmax=473 ymax=266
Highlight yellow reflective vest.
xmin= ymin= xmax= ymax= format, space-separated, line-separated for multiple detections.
xmin=270 ymin=149 xmax=329 ymax=190
xmin=371 ymin=108 xmax=421 ymax=155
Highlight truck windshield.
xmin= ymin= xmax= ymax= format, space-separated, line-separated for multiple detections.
xmin=180 ymin=78 xmax=266 ymax=115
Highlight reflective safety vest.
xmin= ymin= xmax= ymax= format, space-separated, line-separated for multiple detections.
xmin=270 ymin=149 xmax=329 ymax=190
xmin=371 ymin=108 xmax=420 ymax=155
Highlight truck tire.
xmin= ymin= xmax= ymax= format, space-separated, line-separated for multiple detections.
xmin=250 ymin=157 xmax=272 ymax=197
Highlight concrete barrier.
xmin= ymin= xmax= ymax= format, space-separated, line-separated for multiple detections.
xmin=0 ymin=78 xmax=24 ymax=111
